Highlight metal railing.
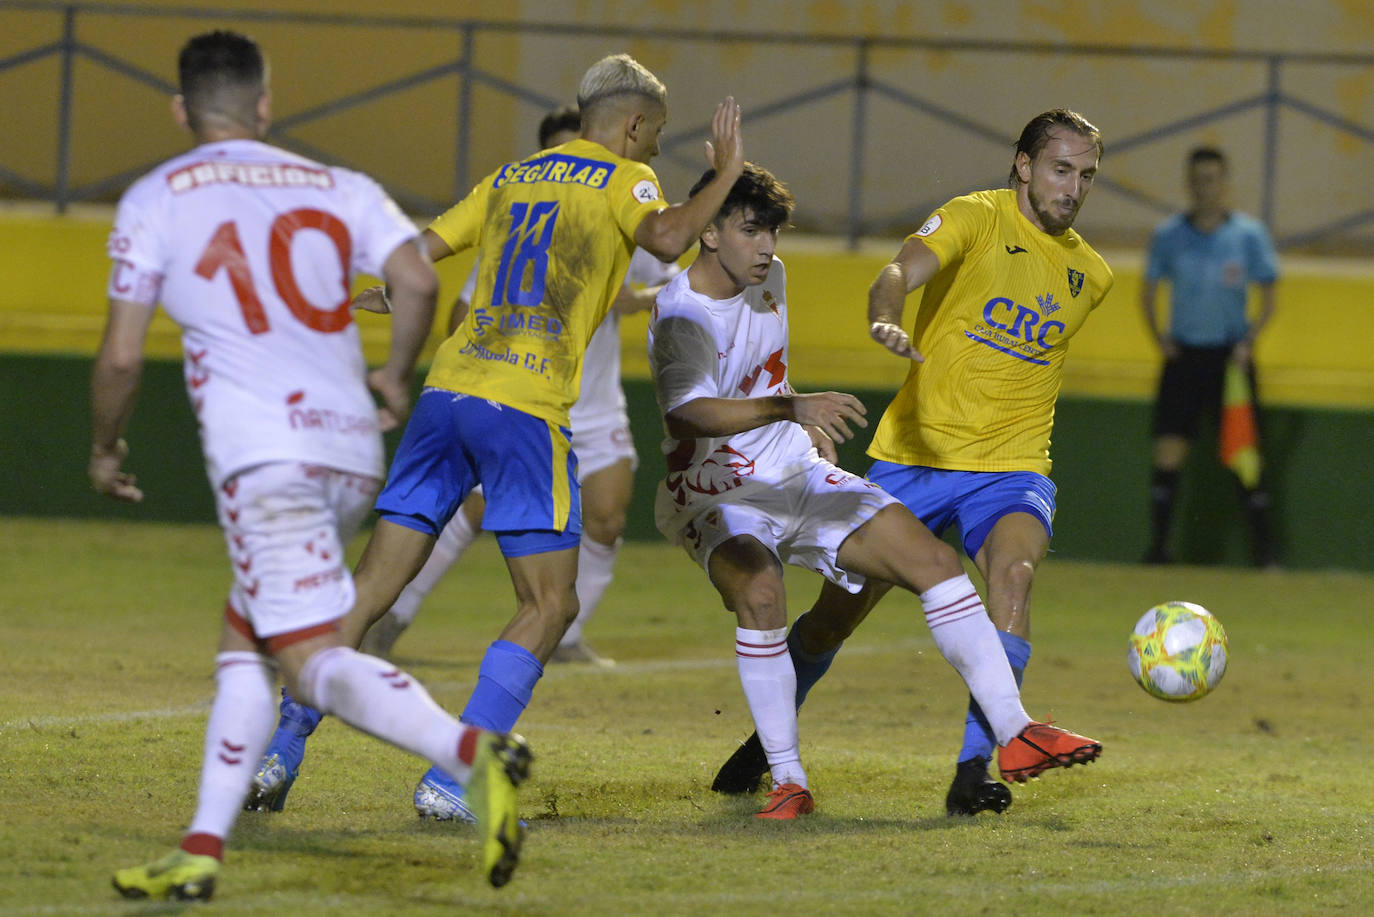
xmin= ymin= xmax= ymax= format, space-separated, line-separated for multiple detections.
xmin=3 ymin=1 xmax=1373 ymax=250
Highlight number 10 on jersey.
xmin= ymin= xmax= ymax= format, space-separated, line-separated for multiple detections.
xmin=492 ymin=201 xmax=560 ymax=308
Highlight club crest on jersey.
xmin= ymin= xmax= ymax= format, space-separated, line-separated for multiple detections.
xmin=762 ymin=289 xmax=780 ymax=315
xmin=1036 ymin=292 xmax=1061 ymax=316
xmin=1067 ymin=268 xmax=1085 ymax=297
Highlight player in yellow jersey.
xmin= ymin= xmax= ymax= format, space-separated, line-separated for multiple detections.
xmin=711 ymin=109 xmax=1110 ymax=815
xmin=243 ymin=54 xmax=746 ymax=821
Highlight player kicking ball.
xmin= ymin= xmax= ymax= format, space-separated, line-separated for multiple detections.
xmin=648 ymin=163 xmax=1100 ymax=820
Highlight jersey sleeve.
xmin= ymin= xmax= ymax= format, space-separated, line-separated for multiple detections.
xmin=107 ymin=184 xmax=167 ymax=276
xmin=649 ymin=300 xmax=719 ymax=415
xmin=427 ymin=173 xmax=494 ymax=253
xmin=105 ymin=183 xmax=167 ymax=306
xmin=905 ymin=193 xmax=991 ymax=269
xmin=343 ymin=171 xmax=421 ymax=279
xmin=609 ymin=161 xmax=668 ymax=243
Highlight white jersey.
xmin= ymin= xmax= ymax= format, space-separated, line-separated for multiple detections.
xmin=648 ymin=258 xmax=816 ymax=537
xmin=107 ymin=139 xmax=418 ymax=488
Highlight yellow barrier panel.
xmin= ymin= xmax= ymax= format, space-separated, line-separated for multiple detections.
xmin=4 ymin=208 xmax=1371 ymax=408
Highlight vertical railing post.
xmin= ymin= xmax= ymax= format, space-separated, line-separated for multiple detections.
xmin=55 ymin=4 xmax=77 ymax=213
xmin=846 ymin=38 xmax=870 ymax=251
xmin=1261 ymin=54 xmax=1281 ymax=230
xmin=455 ymin=23 xmax=474 ymax=201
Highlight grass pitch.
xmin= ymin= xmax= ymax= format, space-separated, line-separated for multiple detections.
xmin=1 ymin=516 xmax=1370 ymax=915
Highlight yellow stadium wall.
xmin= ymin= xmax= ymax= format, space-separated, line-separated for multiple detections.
xmin=5 ymin=208 xmax=1372 ymax=409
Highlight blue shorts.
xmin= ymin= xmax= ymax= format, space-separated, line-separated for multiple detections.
xmin=866 ymin=461 xmax=1056 ymax=559
xmin=375 ymin=388 xmax=581 ymax=557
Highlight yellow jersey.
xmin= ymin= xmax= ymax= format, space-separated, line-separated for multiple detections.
xmin=868 ymin=188 xmax=1113 ymax=475
xmin=425 ymin=138 xmax=667 ymax=424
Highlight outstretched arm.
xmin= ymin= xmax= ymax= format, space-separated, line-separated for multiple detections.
xmin=665 ymin=391 xmax=867 ymax=444
xmin=868 ymin=236 xmax=940 ymax=361
xmin=89 ymin=298 xmax=157 ymax=502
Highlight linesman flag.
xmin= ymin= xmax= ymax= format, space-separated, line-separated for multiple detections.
xmin=1219 ymin=362 xmax=1262 ymax=489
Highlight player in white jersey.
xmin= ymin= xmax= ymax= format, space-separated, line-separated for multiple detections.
xmin=649 ymin=163 xmax=1096 ymax=820
xmin=91 ymin=31 xmax=530 ymax=901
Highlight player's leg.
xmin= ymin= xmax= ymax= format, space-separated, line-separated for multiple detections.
xmin=973 ymin=511 xmax=1100 ymax=786
xmin=1146 ymin=348 xmax=1207 ymax=564
xmin=251 ymin=391 xmax=474 ymax=813
xmin=1231 ymin=359 xmax=1278 ymax=568
xmin=708 ymin=535 xmax=813 ymax=819
xmin=114 ymin=618 xmax=274 ymax=901
xmin=273 ymin=630 xmax=532 ymax=886
xmin=360 ymin=492 xmax=486 ymax=657
xmin=245 ymin=518 xmax=439 ymax=812
xmin=711 ymin=579 xmax=884 ymax=795
xmin=554 ymin=455 xmax=633 ymax=665
xmin=414 ymin=540 xmax=577 ymax=820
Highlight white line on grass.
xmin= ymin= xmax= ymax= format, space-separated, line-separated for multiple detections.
xmin=2 ymin=638 xmax=930 ymax=731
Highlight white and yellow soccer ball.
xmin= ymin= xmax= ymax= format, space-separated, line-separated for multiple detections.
xmin=1127 ymin=601 xmax=1228 ymax=702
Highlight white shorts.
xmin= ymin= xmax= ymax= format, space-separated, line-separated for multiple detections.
xmin=678 ymin=460 xmax=896 ymax=594
xmin=217 ymin=462 xmax=381 ymax=642
xmin=570 ymin=409 xmax=638 ymax=481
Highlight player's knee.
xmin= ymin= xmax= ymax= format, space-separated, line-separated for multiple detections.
xmin=726 ymin=580 xmax=787 ymax=630
xmin=582 ymin=507 xmax=627 ymax=545
xmin=993 ymin=557 xmax=1036 ymax=599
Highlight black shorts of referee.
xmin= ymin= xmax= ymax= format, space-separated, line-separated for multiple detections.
xmin=1152 ymin=344 xmax=1261 ymax=441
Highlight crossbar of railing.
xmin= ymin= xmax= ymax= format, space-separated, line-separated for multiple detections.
xmin=4 ymin=0 xmax=1374 ymax=249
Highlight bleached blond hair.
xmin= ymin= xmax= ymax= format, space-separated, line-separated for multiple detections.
xmin=576 ymin=53 xmax=666 ymax=117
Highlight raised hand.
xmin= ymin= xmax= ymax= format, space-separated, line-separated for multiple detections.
xmin=703 ymin=96 xmax=744 ymax=179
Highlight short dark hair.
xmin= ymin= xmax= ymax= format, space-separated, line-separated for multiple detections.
xmin=1188 ymin=146 xmax=1228 ymax=171
xmin=538 ymin=106 xmax=581 ymax=149
xmin=688 ymin=163 xmax=794 ymax=231
xmin=1008 ymin=108 xmax=1103 ymax=185
xmin=177 ymin=30 xmax=264 ymax=130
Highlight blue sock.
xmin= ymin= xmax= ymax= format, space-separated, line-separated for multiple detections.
xmin=788 ymin=613 xmax=840 ymax=709
xmin=461 ymin=639 xmax=545 ymax=732
xmin=421 ymin=640 xmax=544 ymax=793
xmin=263 ymin=687 xmax=325 ymax=775
xmin=957 ymin=631 xmax=1032 ymax=764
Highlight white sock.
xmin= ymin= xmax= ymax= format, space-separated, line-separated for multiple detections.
xmin=560 ymin=536 xmax=619 ymax=647
xmin=299 ymin=647 xmax=482 ymax=784
xmin=920 ymin=574 xmax=1031 ymax=745
xmin=389 ymin=507 xmax=479 ymax=627
xmin=736 ymin=627 xmax=806 ymax=789
xmin=186 ymin=652 xmax=277 ymax=842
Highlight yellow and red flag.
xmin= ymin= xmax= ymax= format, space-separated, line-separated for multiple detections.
xmin=1219 ymin=363 xmax=1262 ymax=489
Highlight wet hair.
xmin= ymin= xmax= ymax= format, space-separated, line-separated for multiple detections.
xmin=576 ymin=54 xmax=666 ymax=119
xmin=538 ymin=105 xmax=581 ymax=148
xmin=177 ymin=30 xmax=264 ymax=132
xmin=1188 ymin=146 xmax=1228 ymax=171
xmin=688 ymin=162 xmax=795 ymax=230
xmin=1008 ymin=108 xmax=1103 ymax=185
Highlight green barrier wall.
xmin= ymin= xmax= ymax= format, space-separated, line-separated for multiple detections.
xmin=6 ymin=353 xmax=1370 ymax=571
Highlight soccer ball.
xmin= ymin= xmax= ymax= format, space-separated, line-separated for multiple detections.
xmin=1127 ymin=601 xmax=1228 ymax=702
